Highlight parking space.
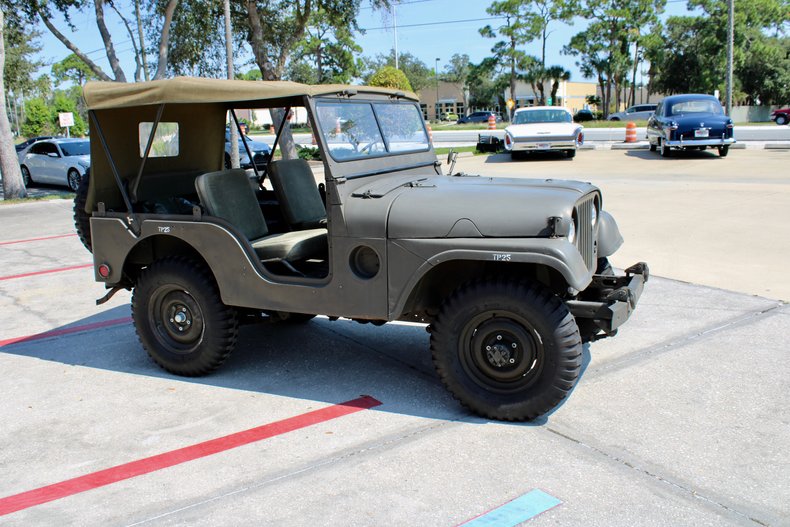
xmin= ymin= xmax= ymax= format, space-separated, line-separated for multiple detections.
xmin=1 ymin=150 xmax=788 ymax=526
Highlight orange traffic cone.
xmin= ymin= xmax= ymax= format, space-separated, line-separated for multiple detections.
xmin=488 ymin=114 xmax=496 ymax=130
xmin=426 ymin=123 xmax=433 ymax=144
xmin=625 ymin=122 xmax=637 ymax=143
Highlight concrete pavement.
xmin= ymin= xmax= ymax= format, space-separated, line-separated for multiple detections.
xmin=1 ymin=151 xmax=788 ymax=526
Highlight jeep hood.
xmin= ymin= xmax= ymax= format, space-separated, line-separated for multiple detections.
xmin=346 ymin=174 xmax=596 ymax=239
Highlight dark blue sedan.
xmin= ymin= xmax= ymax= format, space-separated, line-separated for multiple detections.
xmin=646 ymin=94 xmax=735 ymax=157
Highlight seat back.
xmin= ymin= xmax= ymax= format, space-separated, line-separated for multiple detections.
xmin=195 ymin=169 xmax=268 ymax=240
xmin=268 ymin=159 xmax=326 ymax=229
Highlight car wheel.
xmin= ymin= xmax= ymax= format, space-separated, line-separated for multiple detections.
xmin=20 ymin=165 xmax=33 ymax=187
xmin=660 ymin=139 xmax=671 ymax=157
xmin=649 ymin=140 xmax=657 ymax=152
xmin=610 ymin=117 xmax=620 ymax=121
xmin=510 ymin=151 xmax=522 ymax=160
xmin=73 ymin=171 xmax=92 ymax=253
xmin=565 ymin=149 xmax=576 ymax=159
xmin=718 ymin=145 xmax=729 ymax=157
xmin=430 ymin=279 xmax=582 ymax=421
xmin=776 ymin=115 xmax=787 ymax=126
xmin=67 ymin=169 xmax=81 ymax=192
xmin=132 ymin=257 xmax=239 ymax=376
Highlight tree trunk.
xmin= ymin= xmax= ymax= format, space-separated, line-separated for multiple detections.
xmin=224 ymin=0 xmax=239 ymax=169
xmin=38 ymin=11 xmax=113 ymax=81
xmin=630 ymin=42 xmax=640 ymax=108
xmin=135 ymin=0 xmax=150 ymax=81
xmin=0 ymin=8 xmax=26 ymax=199
xmin=154 ymin=0 xmax=179 ymax=80
xmin=246 ymin=0 xmax=300 ymax=160
xmin=94 ymin=0 xmax=127 ymax=82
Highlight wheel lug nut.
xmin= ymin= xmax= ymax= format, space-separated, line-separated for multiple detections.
xmin=170 ymin=318 xmax=174 ymax=323
xmin=511 ymin=343 xmax=517 ymax=348
xmin=486 ymin=346 xmax=491 ymax=351
xmin=509 ymin=358 xmax=515 ymax=364
xmin=496 ymin=335 xmax=502 ymax=340
xmin=178 ymin=326 xmax=183 ymax=331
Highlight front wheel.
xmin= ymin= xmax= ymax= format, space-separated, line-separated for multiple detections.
xmin=776 ymin=115 xmax=787 ymax=126
xmin=660 ymin=139 xmax=671 ymax=157
xmin=132 ymin=257 xmax=239 ymax=376
xmin=718 ymin=145 xmax=729 ymax=157
xmin=67 ymin=169 xmax=81 ymax=192
xmin=430 ymin=279 xmax=582 ymax=421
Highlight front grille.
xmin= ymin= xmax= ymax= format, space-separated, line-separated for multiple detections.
xmin=575 ymin=194 xmax=597 ymax=271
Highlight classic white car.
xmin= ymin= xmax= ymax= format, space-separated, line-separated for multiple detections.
xmin=504 ymin=107 xmax=584 ymax=159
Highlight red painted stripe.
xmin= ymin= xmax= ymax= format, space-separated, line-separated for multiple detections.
xmin=0 ymin=263 xmax=93 ymax=282
xmin=0 ymin=396 xmax=382 ymax=516
xmin=0 ymin=317 xmax=132 ymax=348
xmin=0 ymin=233 xmax=78 ymax=246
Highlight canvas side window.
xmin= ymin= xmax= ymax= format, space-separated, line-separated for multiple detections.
xmin=139 ymin=122 xmax=179 ymax=158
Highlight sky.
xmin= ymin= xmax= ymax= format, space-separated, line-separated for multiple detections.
xmin=32 ymin=0 xmax=697 ymax=87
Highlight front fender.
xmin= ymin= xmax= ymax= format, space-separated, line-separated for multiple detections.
xmin=597 ymin=210 xmax=623 ymax=258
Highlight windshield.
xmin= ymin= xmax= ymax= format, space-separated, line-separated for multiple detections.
xmin=513 ymin=109 xmax=572 ymax=124
xmin=316 ymin=101 xmax=429 ymax=161
xmin=669 ymin=100 xmax=723 ymax=116
xmin=60 ymin=141 xmax=90 ymax=156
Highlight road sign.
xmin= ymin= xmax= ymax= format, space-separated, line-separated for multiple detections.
xmin=58 ymin=112 xmax=74 ymax=127
xmin=506 ymin=99 xmax=515 ymax=109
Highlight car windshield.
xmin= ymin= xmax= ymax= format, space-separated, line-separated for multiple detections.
xmin=60 ymin=141 xmax=90 ymax=156
xmin=513 ymin=110 xmax=572 ymax=124
xmin=669 ymin=100 xmax=723 ymax=116
xmin=316 ymin=101 xmax=429 ymax=161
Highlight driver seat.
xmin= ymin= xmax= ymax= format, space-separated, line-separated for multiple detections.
xmin=268 ymin=159 xmax=327 ymax=230
xmin=195 ymin=169 xmax=326 ymax=264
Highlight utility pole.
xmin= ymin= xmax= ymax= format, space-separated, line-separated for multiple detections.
xmin=725 ymin=0 xmax=734 ymax=115
xmin=224 ymin=0 xmax=239 ymax=169
xmin=435 ymin=58 xmax=440 ymax=120
xmin=393 ymin=6 xmax=399 ymax=70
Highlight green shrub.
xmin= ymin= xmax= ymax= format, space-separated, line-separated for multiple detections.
xmin=368 ymin=66 xmax=413 ymax=92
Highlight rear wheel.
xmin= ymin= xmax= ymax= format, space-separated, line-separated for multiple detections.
xmin=430 ymin=279 xmax=582 ymax=421
xmin=649 ymin=142 xmax=657 ymax=152
xmin=73 ymin=171 xmax=92 ymax=252
xmin=21 ymin=165 xmax=33 ymax=187
xmin=776 ymin=115 xmax=787 ymax=125
xmin=132 ymin=257 xmax=239 ymax=376
xmin=565 ymin=149 xmax=576 ymax=159
xmin=718 ymin=145 xmax=729 ymax=157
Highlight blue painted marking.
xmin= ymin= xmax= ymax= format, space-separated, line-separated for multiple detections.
xmin=461 ymin=489 xmax=562 ymax=526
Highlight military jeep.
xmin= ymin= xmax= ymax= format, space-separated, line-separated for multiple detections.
xmin=77 ymin=77 xmax=647 ymax=421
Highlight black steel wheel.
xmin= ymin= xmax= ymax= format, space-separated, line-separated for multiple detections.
xmin=565 ymin=149 xmax=576 ymax=159
xmin=132 ymin=258 xmax=239 ymax=376
xmin=718 ymin=145 xmax=729 ymax=157
xmin=21 ymin=165 xmax=33 ymax=187
xmin=430 ymin=279 xmax=582 ymax=421
xmin=73 ymin=171 xmax=92 ymax=252
xmin=67 ymin=169 xmax=81 ymax=192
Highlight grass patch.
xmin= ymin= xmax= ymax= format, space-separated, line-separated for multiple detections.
xmin=433 ymin=146 xmax=488 ymax=156
xmin=1 ymin=193 xmax=71 ymax=205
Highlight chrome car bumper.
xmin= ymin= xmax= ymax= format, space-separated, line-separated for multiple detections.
xmin=666 ymin=137 xmax=736 ymax=147
xmin=509 ymin=141 xmax=577 ymax=151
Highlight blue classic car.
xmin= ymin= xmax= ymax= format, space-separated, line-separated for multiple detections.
xmin=646 ymin=94 xmax=735 ymax=157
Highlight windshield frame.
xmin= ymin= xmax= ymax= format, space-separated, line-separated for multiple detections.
xmin=315 ymin=99 xmax=430 ymax=164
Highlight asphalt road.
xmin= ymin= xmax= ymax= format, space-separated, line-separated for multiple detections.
xmin=0 ymin=150 xmax=788 ymax=526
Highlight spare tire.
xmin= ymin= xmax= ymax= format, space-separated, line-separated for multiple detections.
xmin=73 ymin=170 xmax=92 ymax=253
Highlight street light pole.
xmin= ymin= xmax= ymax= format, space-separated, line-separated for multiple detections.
xmin=435 ymin=58 xmax=440 ymax=120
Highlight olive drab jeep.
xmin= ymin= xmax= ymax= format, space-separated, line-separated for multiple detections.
xmin=76 ymin=77 xmax=648 ymax=421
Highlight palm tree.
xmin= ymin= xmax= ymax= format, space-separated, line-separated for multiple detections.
xmin=546 ymin=66 xmax=571 ymax=106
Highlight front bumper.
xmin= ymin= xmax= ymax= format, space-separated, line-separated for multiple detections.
xmin=666 ymin=137 xmax=735 ymax=147
xmin=567 ymin=262 xmax=649 ymax=336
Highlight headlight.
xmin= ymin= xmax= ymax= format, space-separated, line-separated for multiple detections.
xmin=567 ymin=218 xmax=576 ymax=244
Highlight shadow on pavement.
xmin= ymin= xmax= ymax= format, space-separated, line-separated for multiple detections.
xmin=625 ymin=149 xmax=724 ymax=160
xmin=0 ymin=304 xmax=591 ymax=426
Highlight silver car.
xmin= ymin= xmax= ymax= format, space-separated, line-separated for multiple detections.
xmin=608 ymin=103 xmax=657 ymax=121
xmin=20 ymin=138 xmax=90 ymax=191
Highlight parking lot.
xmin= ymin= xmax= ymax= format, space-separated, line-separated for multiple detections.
xmin=1 ymin=149 xmax=788 ymax=526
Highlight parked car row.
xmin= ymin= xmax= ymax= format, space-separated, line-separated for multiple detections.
xmin=18 ymin=138 xmax=91 ymax=191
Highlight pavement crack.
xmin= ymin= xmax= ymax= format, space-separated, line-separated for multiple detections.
xmin=545 ymin=427 xmax=770 ymax=526
xmin=125 ymin=419 xmax=461 ymax=526
xmin=587 ymin=303 xmax=784 ymax=380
